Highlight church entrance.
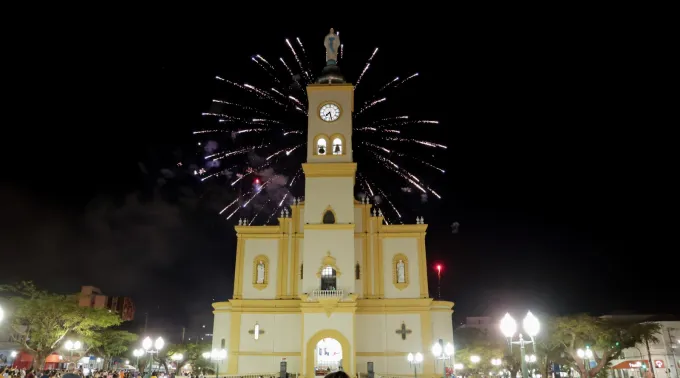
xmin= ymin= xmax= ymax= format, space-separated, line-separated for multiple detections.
xmin=314 ymin=338 xmax=342 ymax=376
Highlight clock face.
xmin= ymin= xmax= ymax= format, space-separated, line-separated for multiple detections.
xmin=319 ymin=103 xmax=341 ymax=122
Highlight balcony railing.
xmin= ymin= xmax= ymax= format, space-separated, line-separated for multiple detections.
xmin=311 ymin=289 xmax=344 ymax=299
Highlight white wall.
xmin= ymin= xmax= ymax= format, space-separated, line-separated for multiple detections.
xmin=431 ymin=311 xmax=454 ymax=346
xmin=381 ymin=237 xmax=420 ymax=298
xmin=302 ymin=229 xmax=354 ymax=294
xmin=239 ymin=314 xmax=302 ymax=353
xmin=355 ymin=314 xmax=423 ymax=353
xmin=242 ymin=238 xmax=280 ymax=299
xmin=237 ymin=356 xmax=301 ymax=375
xmin=354 ymin=207 xmax=364 ymax=232
xmin=303 ymin=177 xmax=355 ymax=224
xmin=212 ymin=311 xmax=231 ymax=352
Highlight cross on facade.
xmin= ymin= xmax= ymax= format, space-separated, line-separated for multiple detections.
xmin=395 ymin=322 xmax=412 ymax=340
xmin=248 ymin=322 xmax=265 ymax=340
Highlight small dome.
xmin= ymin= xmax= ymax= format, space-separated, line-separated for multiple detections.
xmin=316 ymin=64 xmax=346 ymax=84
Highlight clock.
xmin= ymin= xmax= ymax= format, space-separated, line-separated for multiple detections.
xmin=319 ymin=103 xmax=341 ymax=122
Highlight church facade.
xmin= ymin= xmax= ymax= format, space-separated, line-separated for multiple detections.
xmin=211 ymin=31 xmax=453 ymax=377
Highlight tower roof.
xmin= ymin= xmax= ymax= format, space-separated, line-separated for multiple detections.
xmin=316 ymin=64 xmax=346 ymax=84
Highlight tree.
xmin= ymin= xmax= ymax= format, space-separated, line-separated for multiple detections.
xmin=551 ymin=314 xmax=662 ymax=378
xmin=628 ymin=322 xmax=662 ymax=378
xmin=163 ymin=342 xmax=213 ymax=374
xmin=0 ymin=281 xmax=123 ymax=370
xmin=86 ymin=329 xmax=138 ymax=370
xmin=453 ymin=328 xmax=512 ymax=378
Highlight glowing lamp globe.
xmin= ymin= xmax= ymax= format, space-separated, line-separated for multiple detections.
xmin=11 ymin=351 xmax=17 ymax=358
xmin=154 ymin=337 xmax=165 ymax=351
xmin=407 ymin=353 xmax=414 ymax=362
xmin=0 ymin=305 xmax=4 ymax=323
xmin=431 ymin=342 xmax=442 ymax=357
xmin=454 ymin=363 xmax=464 ymax=370
xmin=444 ymin=343 xmax=454 ymax=356
xmin=202 ymin=352 xmax=211 ymax=359
xmin=65 ymin=341 xmax=74 ymax=350
xmin=523 ymin=311 xmax=540 ymax=337
xmin=577 ymin=349 xmax=585 ymax=358
xmin=415 ymin=352 xmax=423 ymax=363
xmin=142 ymin=337 xmax=153 ymax=351
xmin=172 ymin=353 xmax=183 ymax=361
xmin=470 ymin=355 xmax=481 ymax=363
xmin=500 ymin=313 xmax=517 ymax=338
xmin=74 ymin=341 xmax=82 ymax=350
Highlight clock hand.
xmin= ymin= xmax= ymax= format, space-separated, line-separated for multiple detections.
xmin=326 ymin=111 xmax=331 ymax=118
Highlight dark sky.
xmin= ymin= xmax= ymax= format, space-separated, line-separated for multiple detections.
xmin=2 ymin=13 xmax=676 ymax=339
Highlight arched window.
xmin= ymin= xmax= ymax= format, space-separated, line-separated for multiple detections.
xmin=332 ymin=137 xmax=343 ymax=155
xmin=317 ymin=138 xmax=327 ymax=155
xmin=355 ymin=262 xmax=361 ymax=280
xmin=221 ymin=338 xmax=226 ymax=348
xmin=323 ymin=210 xmax=336 ymax=224
xmin=321 ymin=266 xmax=337 ymax=290
xmin=300 ymin=264 xmax=304 ymax=279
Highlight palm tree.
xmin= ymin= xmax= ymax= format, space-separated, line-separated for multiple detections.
xmin=629 ymin=322 xmax=661 ymax=378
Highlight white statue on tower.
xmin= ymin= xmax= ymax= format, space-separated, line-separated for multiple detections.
xmin=397 ymin=259 xmax=405 ymax=283
xmin=256 ymin=261 xmax=265 ymax=283
xmin=324 ymin=28 xmax=341 ymax=64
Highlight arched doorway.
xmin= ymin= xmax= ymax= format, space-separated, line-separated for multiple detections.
xmin=314 ymin=338 xmax=342 ymax=375
xmin=305 ymin=329 xmax=352 ymax=378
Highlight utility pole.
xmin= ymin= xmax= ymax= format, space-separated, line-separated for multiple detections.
xmin=144 ymin=312 xmax=148 ymax=334
xmin=182 ymin=327 xmax=186 ymax=344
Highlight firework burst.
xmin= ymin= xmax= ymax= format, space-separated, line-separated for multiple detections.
xmin=193 ymin=35 xmax=446 ymax=225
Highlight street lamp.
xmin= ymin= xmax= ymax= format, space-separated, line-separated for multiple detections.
xmin=500 ymin=312 xmax=540 ymax=378
xmin=64 ymin=340 xmax=82 ymax=369
xmin=0 ymin=305 xmax=4 ymax=323
xmin=491 ymin=358 xmax=502 ymax=366
xmin=142 ymin=337 xmax=164 ymax=378
xmin=203 ymin=348 xmax=227 ymax=378
xmin=432 ymin=339 xmax=454 ymax=378
xmin=133 ymin=349 xmax=145 ymax=368
xmin=577 ymin=346 xmax=593 ymax=376
xmin=470 ymin=355 xmax=481 ymax=363
xmin=407 ymin=352 xmax=424 ymax=378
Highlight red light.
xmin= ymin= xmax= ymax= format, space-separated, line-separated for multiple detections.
xmin=436 ymin=264 xmax=442 ymax=272
xmin=254 ymin=178 xmax=260 ymax=184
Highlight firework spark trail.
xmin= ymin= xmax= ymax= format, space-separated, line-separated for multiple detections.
xmin=206 ymin=146 xmax=258 ymax=160
xmin=286 ymin=39 xmax=308 ymax=81
xmin=370 ymin=151 xmax=427 ymax=194
xmin=233 ymin=128 xmax=267 ymax=135
xmin=395 ymin=73 xmax=419 ymax=87
xmin=391 ymin=152 xmax=446 ymax=173
xmin=283 ymin=130 xmax=303 ymax=136
xmin=373 ymin=181 xmax=402 ymax=221
xmin=286 ymin=143 xmax=304 ymax=156
xmin=265 ymin=143 xmax=303 ymax=161
xmin=288 ymin=96 xmax=305 ymax=108
xmin=249 ymin=197 xmax=273 ymax=225
xmin=279 ymin=57 xmax=294 ymax=77
xmin=271 ymin=88 xmax=286 ymax=98
xmin=386 ymin=137 xmax=447 ymax=149
xmin=256 ymin=55 xmax=277 ymax=72
xmin=363 ymin=141 xmax=391 ymax=153
xmin=252 ymin=118 xmax=285 ymax=125
xmin=384 ymin=129 xmax=400 ymax=133
xmin=193 ymin=129 xmax=223 ymax=134
xmin=378 ymin=76 xmax=399 ymax=92
xmin=296 ymin=37 xmax=310 ymax=68
xmin=252 ymin=57 xmax=280 ymax=83
xmin=243 ymin=84 xmax=286 ymax=106
xmin=357 ymin=97 xmax=386 ymax=114
xmin=230 ymin=161 xmax=273 ymax=186
xmin=242 ymin=176 xmax=279 ymax=208
xmin=216 ymin=76 xmax=248 ymax=91
xmin=427 ymin=187 xmax=442 ymax=199
xmin=212 ymin=99 xmax=270 ymax=115
xmin=289 ymin=168 xmax=303 ymax=187
xmin=355 ymin=47 xmax=378 ymax=89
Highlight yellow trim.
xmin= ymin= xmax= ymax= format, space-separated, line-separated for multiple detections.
xmin=292 ymin=236 xmax=300 ymax=298
xmin=418 ymin=233 xmax=429 ymax=298
xmin=252 ymin=255 xmax=270 ymax=291
xmin=305 ymin=329 xmax=353 ymax=378
xmin=235 ymin=225 xmax=282 ymax=234
xmin=234 ymin=351 xmax=301 ymax=356
xmin=212 ymin=298 xmax=453 ymax=313
xmin=304 ymin=223 xmax=355 ymax=230
xmin=328 ymin=133 xmax=347 ymax=156
xmin=392 ymin=253 xmax=410 ymax=290
xmin=317 ymin=101 xmax=343 ymax=123
xmin=276 ymin=224 xmax=285 ymax=298
xmin=233 ymin=235 xmax=244 ymax=299
xmin=302 ymin=162 xmax=357 ymax=178
xmin=378 ymin=223 xmax=428 ymax=233
xmin=377 ymin=230 xmax=384 ymax=297
xmin=372 ymin=218 xmax=380 ymax=298
xmin=227 ymin=312 xmax=241 ymax=374
xmin=322 ymin=205 xmax=337 ymax=224
xmin=316 ymin=251 xmax=342 ymax=278
xmin=312 ymin=133 xmax=330 ymax=156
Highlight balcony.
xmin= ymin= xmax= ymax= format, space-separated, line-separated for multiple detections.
xmin=311 ymin=289 xmax=344 ymax=299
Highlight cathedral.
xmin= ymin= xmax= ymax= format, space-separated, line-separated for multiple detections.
xmin=211 ymin=29 xmax=454 ymax=377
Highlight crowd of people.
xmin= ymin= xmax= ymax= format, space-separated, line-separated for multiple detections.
xmin=0 ymin=368 xmax=143 ymax=378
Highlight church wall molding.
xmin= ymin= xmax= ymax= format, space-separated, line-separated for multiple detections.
xmin=377 ymin=223 xmax=428 ymax=233
xmin=304 ymin=223 xmax=354 ymax=230
xmin=235 ymin=225 xmax=282 ymax=234
xmin=301 ymin=162 xmax=357 ymax=178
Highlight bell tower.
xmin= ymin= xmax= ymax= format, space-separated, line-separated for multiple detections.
xmin=300 ymin=28 xmax=357 ymax=294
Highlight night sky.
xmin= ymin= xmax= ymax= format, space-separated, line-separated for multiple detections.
xmin=3 ymin=14 xmax=676 ymax=340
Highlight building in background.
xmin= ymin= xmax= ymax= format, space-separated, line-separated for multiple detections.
xmin=78 ymin=286 xmax=135 ymax=321
xmin=0 ymin=327 xmax=21 ymax=367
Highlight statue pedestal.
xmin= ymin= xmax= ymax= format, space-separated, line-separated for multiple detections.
xmin=316 ymin=64 xmax=346 ymax=84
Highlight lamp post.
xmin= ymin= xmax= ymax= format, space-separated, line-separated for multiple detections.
xmin=500 ymin=312 xmax=540 ymax=378
xmin=203 ymin=348 xmax=227 ymax=378
xmin=142 ymin=337 xmax=164 ymax=378
xmin=432 ymin=339 xmax=454 ymax=378
xmin=64 ymin=340 xmax=82 ymax=369
xmin=10 ymin=351 xmax=18 ymax=367
xmin=577 ymin=347 xmax=593 ymax=377
xmin=133 ymin=349 xmax=145 ymax=369
xmin=171 ymin=353 xmax=184 ymax=373
xmin=407 ymin=352 xmax=424 ymax=378
xmin=525 ymin=354 xmax=536 ymax=378
xmin=0 ymin=304 xmax=4 ymax=323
